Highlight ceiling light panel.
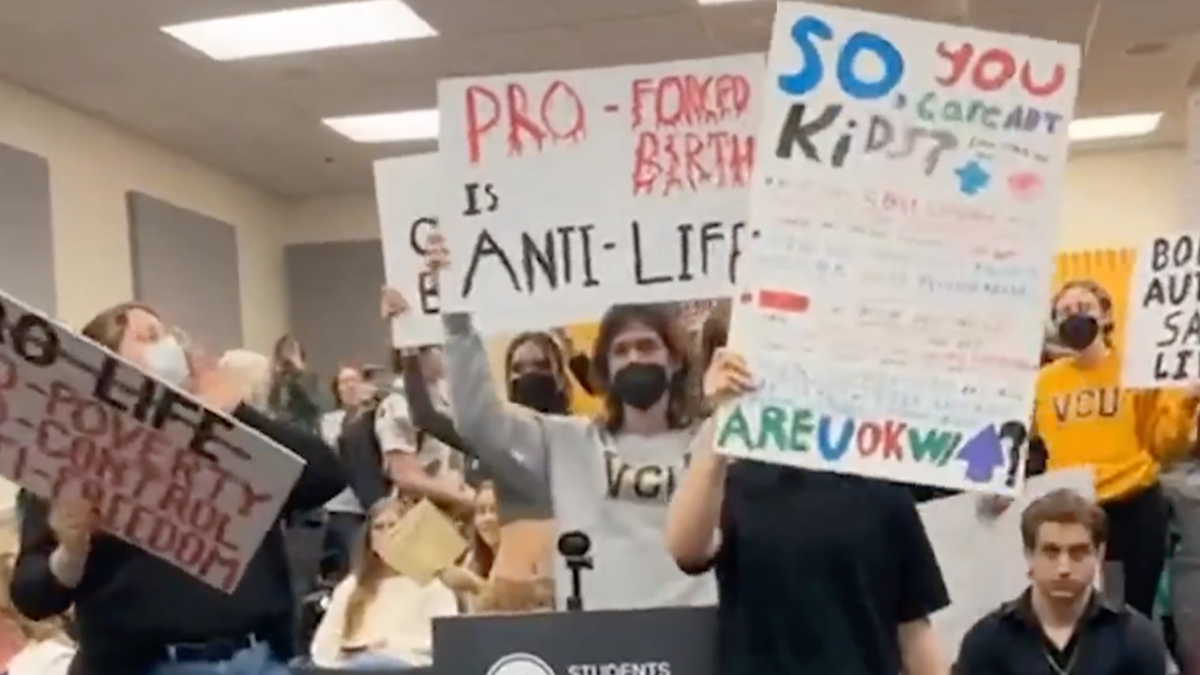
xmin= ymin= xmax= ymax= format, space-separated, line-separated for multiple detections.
xmin=1068 ymin=113 xmax=1162 ymax=142
xmin=161 ymin=0 xmax=436 ymax=61
xmin=323 ymin=109 xmax=439 ymax=143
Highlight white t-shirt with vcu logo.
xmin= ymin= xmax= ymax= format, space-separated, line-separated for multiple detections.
xmin=442 ymin=315 xmax=717 ymax=610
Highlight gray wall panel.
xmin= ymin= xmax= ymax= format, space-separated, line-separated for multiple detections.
xmin=0 ymin=144 xmax=55 ymax=314
xmin=285 ymin=240 xmax=387 ymax=378
xmin=127 ymin=192 xmax=243 ymax=352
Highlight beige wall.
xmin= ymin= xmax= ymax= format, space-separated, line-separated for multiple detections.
xmin=0 ymin=79 xmax=289 ymax=352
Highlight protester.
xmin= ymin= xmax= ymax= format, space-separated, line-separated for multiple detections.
xmin=438 ymin=482 xmax=502 ymax=611
xmin=319 ymin=364 xmax=371 ymax=580
xmin=665 ymin=347 xmax=949 ymax=675
xmin=1033 ymin=279 xmax=1199 ymax=616
xmin=955 ymin=489 xmax=1166 ymax=674
xmin=9 ymin=302 xmax=347 ymax=675
xmin=381 ymin=289 xmax=558 ymax=585
xmin=267 ymin=334 xmax=324 ymax=431
xmin=374 ymin=337 xmax=474 ymax=513
xmin=418 ymin=232 xmax=713 ymax=610
xmin=310 ymin=499 xmax=458 ymax=670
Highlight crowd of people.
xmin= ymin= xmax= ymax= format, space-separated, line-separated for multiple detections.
xmin=0 ymin=229 xmax=1194 ymax=675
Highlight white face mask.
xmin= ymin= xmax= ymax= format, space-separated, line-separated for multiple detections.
xmin=142 ymin=336 xmax=191 ymax=386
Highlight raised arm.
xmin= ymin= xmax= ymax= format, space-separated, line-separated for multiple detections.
xmin=442 ymin=313 xmax=553 ymax=498
xmin=10 ymin=492 xmax=82 ymax=620
xmin=399 ymin=350 xmax=548 ymax=513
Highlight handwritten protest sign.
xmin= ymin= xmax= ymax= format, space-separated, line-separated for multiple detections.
xmin=1122 ymin=95 xmax=1200 ymax=388
xmin=436 ymin=54 xmax=762 ymax=331
xmin=0 ymin=290 xmax=304 ymax=591
xmin=376 ymin=499 xmax=466 ymax=584
xmin=920 ymin=469 xmax=1095 ymax=664
xmin=375 ymin=153 xmax=444 ymax=347
xmin=717 ymin=3 xmax=1080 ymax=494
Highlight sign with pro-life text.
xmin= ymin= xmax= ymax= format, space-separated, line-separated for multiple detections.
xmin=0 ymin=290 xmax=304 ymax=591
xmin=717 ymin=3 xmax=1080 ymax=495
xmin=1122 ymin=95 xmax=1200 ymax=388
xmin=375 ymin=153 xmax=443 ymax=347
xmin=436 ymin=54 xmax=762 ymax=331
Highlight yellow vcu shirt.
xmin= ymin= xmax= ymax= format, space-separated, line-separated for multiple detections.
xmin=1034 ymin=352 xmax=1199 ymax=502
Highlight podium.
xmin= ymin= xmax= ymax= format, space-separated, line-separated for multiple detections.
xmin=433 ymin=608 xmax=717 ymax=675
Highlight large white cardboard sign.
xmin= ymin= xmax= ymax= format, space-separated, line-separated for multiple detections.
xmin=436 ymin=54 xmax=764 ymax=332
xmin=717 ymin=2 xmax=1081 ymax=495
xmin=0 ymin=291 xmax=304 ymax=591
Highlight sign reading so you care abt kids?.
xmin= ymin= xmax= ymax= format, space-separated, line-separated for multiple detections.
xmin=0 ymin=290 xmax=304 ymax=591
xmin=435 ymin=54 xmax=762 ymax=329
xmin=1121 ymin=93 xmax=1200 ymax=388
xmin=717 ymin=2 xmax=1081 ymax=495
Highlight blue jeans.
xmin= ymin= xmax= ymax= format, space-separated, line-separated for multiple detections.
xmin=338 ymin=652 xmax=414 ymax=670
xmin=146 ymin=641 xmax=290 ymax=675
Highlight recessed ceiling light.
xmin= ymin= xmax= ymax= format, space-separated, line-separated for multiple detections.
xmin=323 ymin=109 xmax=438 ymax=143
xmin=1068 ymin=113 xmax=1162 ymax=142
xmin=161 ymin=0 xmax=436 ymax=61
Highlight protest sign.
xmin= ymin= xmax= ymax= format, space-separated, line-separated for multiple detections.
xmin=375 ymin=499 xmax=466 ymax=584
xmin=0 ymin=290 xmax=304 ymax=591
xmin=375 ymin=153 xmax=444 ymax=347
xmin=1122 ymin=95 xmax=1200 ymax=388
xmin=920 ymin=469 xmax=1095 ymax=664
xmin=436 ymin=54 xmax=762 ymax=331
xmin=717 ymin=3 xmax=1080 ymax=494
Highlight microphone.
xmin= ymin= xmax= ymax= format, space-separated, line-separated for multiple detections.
xmin=557 ymin=531 xmax=593 ymax=612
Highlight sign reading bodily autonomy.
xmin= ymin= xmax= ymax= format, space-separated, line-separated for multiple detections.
xmin=1122 ymin=94 xmax=1200 ymax=388
xmin=436 ymin=54 xmax=762 ymax=331
xmin=0 ymin=290 xmax=304 ymax=591
xmin=717 ymin=2 xmax=1080 ymax=494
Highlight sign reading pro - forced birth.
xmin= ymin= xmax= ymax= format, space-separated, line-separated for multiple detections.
xmin=436 ymin=54 xmax=763 ymax=332
xmin=0 ymin=290 xmax=304 ymax=592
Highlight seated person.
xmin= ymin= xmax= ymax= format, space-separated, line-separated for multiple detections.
xmin=311 ymin=499 xmax=459 ymax=670
xmin=0 ymin=553 xmax=74 ymax=675
xmin=955 ymin=489 xmax=1165 ymax=675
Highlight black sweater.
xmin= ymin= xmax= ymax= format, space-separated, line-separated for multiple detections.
xmin=10 ymin=405 xmax=346 ymax=675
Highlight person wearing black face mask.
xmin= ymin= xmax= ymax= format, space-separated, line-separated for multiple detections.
xmin=1026 ymin=279 xmax=1200 ymax=618
xmin=504 ymin=332 xmax=575 ymax=415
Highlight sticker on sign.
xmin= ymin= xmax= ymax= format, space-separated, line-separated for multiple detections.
xmin=0 ymin=291 xmax=304 ymax=592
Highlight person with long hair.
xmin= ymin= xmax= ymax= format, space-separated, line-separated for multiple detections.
xmin=310 ymin=500 xmax=458 ymax=670
xmin=266 ymin=334 xmax=323 ymax=432
xmin=9 ymin=302 xmax=347 ymax=675
xmin=1031 ymin=279 xmax=1199 ymax=617
xmin=423 ymin=231 xmax=713 ymax=610
xmin=319 ymin=364 xmax=372 ymax=580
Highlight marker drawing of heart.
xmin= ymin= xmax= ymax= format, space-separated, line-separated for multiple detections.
xmin=1008 ymin=171 xmax=1043 ymax=200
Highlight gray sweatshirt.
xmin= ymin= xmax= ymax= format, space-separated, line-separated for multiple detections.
xmin=443 ymin=314 xmax=716 ymax=610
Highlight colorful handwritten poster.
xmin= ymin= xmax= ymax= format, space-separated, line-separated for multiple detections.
xmin=375 ymin=153 xmax=445 ymax=347
xmin=717 ymin=3 xmax=1081 ymax=495
xmin=0 ymin=290 xmax=304 ymax=591
xmin=920 ymin=469 xmax=1095 ymax=663
xmin=1122 ymin=94 xmax=1200 ymax=388
xmin=436 ymin=54 xmax=762 ymax=331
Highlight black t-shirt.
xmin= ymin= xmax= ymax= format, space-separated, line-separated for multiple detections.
xmin=705 ymin=463 xmax=950 ymax=675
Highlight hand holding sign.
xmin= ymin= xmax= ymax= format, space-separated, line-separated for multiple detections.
xmin=424 ymin=230 xmax=450 ymax=280
xmin=187 ymin=351 xmax=244 ymax=413
xmin=703 ymin=348 xmax=756 ymax=410
xmin=381 ymin=286 xmax=409 ymax=320
xmin=48 ymin=496 xmax=99 ymax=556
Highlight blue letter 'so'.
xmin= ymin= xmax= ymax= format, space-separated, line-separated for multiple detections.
xmin=836 ymin=31 xmax=904 ymax=100
xmin=777 ymin=16 xmax=833 ymax=97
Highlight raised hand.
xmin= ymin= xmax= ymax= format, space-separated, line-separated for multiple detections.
xmin=49 ymin=496 xmax=99 ymax=556
xmin=702 ymin=348 xmax=756 ymax=409
xmin=380 ymin=286 xmax=410 ymax=320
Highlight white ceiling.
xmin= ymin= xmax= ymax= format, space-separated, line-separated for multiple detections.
xmin=0 ymin=0 xmax=1197 ymax=197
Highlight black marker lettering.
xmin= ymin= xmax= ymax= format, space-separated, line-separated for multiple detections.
xmin=409 ymin=216 xmax=436 ymax=255
xmin=730 ymin=221 xmax=746 ymax=284
xmin=462 ymin=183 xmax=498 ymax=217
xmin=520 ymin=230 xmax=559 ymax=294
xmin=579 ymin=225 xmax=599 ymax=288
xmin=149 ymin=388 xmax=217 ymax=462
xmin=632 ymin=220 xmax=670 ymax=286
xmin=93 ymin=357 xmax=130 ymax=413
xmin=699 ymin=221 xmax=725 ymax=278
xmin=192 ymin=410 xmax=236 ymax=463
xmin=775 ymin=103 xmax=843 ymax=163
xmin=677 ymin=223 xmax=694 ymax=282
xmin=462 ymin=229 xmax=519 ymax=298
xmin=4 ymin=312 xmax=60 ymax=367
xmin=555 ymin=225 xmax=578 ymax=286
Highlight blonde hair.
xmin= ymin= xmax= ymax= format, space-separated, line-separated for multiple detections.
xmin=218 ymin=350 xmax=272 ymax=409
